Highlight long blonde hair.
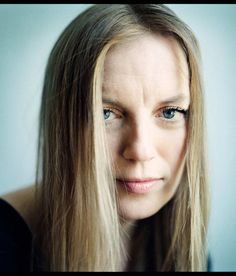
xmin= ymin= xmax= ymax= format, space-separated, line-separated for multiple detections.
xmin=34 ymin=4 xmax=210 ymax=271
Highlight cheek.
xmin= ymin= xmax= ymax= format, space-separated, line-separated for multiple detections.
xmin=158 ymin=128 xmax=187 ymax=172
xmin=156 ymin=128 xmax=187 ymax=201
xmin=106 ymin=132 xmax=122 ymax=160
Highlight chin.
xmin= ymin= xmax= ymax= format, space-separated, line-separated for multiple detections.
xmin=116 ymin=174 xmax=181 ymax=222
xmin=119 ymin=208 xmax=158 ymax=221
xmin=118 ymin=193 xmax=165 ymax=221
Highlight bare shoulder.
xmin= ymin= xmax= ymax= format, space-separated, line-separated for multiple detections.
xmin=1 ymin=184 xmax=37 ymax=231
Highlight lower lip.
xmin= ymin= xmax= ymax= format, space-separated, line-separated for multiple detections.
xmin=116 ymin=179 xmax=161 ymax=194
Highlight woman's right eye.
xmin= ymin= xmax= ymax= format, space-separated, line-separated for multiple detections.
xmin=103 ymin=108 xmax=117 ymax=121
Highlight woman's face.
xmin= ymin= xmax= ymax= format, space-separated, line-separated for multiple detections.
xmin=102 ymin=33 xmax=190 ymax=221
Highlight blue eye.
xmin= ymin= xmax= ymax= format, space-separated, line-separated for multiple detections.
xmin=103 ymin=109 xmax=110 ymax=120
xmin=161 ymin=107 xmax=188 ymax=121
xmin=103 ymin=108 xmax=116 ymax=121
xmin=162 ymin=108 xmax=176 ymax=119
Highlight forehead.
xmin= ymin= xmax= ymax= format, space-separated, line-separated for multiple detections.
xmin=102 ymin=33 xmax=189 ymax=102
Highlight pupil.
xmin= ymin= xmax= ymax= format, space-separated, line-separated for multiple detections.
xmin=164 ymin=109 xmax=175 ymax=119
xmin=104 ymin=110 xmax=110 ymax=120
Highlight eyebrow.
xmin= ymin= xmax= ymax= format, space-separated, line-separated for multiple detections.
xmin=102 ymin=94 xmax=189 ymax=109
xmin=102 ymin=97 xmax=125 ymax=107
xmin=158 ymin=94 xmax=189 ymax=105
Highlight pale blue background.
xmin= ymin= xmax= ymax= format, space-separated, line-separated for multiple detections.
xmin=0 ymin=4 xmax=235 ymax=271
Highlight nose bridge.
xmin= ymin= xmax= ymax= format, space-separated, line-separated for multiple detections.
xmin=134 ymin=115 xmax=150 ymax=143
xmin=123 ymin=114 xmax=156 ymax=161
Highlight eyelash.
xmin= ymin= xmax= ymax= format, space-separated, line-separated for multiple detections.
xmin=160 ymin=106 xmax=188 ymax=119
xmin=103 ymin=106 xmax=189 ymax=123
xmin=103 ymin=108 xmax=121 ymax=121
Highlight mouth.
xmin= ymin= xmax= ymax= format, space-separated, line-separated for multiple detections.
xmin=116 ymin=178 xmax=163 ymax=194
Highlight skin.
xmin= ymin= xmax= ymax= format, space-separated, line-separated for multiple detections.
xmin=102 ymin=32 xmax=190 ymax=222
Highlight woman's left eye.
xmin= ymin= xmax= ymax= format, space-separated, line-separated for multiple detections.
xmin=162 ymin=108 xmax=176 ymax=119
xmin=160 ymin=107 xmax=188 ymax=121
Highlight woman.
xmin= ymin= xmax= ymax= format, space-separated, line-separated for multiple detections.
xmin=0 ymin=4 xmax=210 ymax=271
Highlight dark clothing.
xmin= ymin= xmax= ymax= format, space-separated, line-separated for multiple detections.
xmin=0 ymin=198 xmax=212 ymax=272
xmin=0 ymin=198 xmax=40 ymax=271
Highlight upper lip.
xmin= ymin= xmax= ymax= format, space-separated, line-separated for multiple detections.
xmin=116 ymin=178 xmax=162 ymax=183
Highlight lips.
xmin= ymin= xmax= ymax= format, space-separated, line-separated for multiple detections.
xmin=116 ymin=178 xmax=162 ymax=194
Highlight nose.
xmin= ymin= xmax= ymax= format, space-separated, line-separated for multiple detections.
xmin=122 ymin=120 xmax=156 ymax=162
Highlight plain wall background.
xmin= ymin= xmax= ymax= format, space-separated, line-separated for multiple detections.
xmin=0 ymin=4 xmax=235 ymax=271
